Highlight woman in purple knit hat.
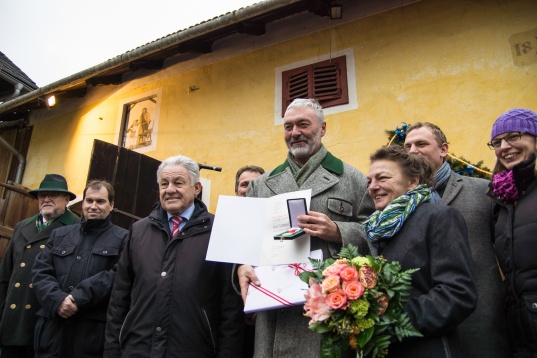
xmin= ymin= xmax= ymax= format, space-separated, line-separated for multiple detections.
xmin=487 ymin=108 xmax=537 ymax=357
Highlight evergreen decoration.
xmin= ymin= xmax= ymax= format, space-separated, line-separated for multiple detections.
xmin=386 ymin=123 xmax=492 ymax=180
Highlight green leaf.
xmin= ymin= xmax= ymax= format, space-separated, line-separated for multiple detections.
xmin=339 ymin=244 xmax=359 ymax=259
xmin=299 ymin=271 xmax=315 ymax=284
xmin=357 ymin=327 xmax=374 ymax=348
xmin=309 ymin=321 xmax=331 ymax=334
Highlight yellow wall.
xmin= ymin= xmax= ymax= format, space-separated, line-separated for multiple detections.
xmin=24 ymin=0 xmax=537 ymax=213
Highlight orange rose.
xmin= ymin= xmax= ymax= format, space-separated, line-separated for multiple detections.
xmin=342 ymin=280 xmax=365 ymax=300
xmin=325 ymin=289 xmax=348 ymax=310
xmin=339 ymin=265 xmax=359 ymax=282
xmin=321 ymin=275 xmax=341 ymax=293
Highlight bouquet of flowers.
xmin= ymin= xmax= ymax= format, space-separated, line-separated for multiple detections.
xmin=299 ymin=245 xmax=422 ymax=358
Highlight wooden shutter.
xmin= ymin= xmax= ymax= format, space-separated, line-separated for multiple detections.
xmin=282 ymin=55 xmax=348 ymax=116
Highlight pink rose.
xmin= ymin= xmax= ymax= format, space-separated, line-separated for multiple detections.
xmin=342 ymin=280 xmax=365 ymax=300
xmin=325 ymin=289 xmax=348 ymax=310
xmin=322 ymin=263 xmax=347 ymax=277
xmin=321 ymin=275 xmax=341 ymax=293
xmin=304 ymin=278 xmax=331 ymax=325
xmin=339 ymin=265 xmax=359 ymax=282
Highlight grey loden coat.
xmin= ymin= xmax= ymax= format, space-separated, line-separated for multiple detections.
xmin=0 ymin=210 xmax=79 ymax=347
xmin=441 ymin=171 xmax=510 ymax=357
xmin=247 ymin=151 xmax=375 ymax=358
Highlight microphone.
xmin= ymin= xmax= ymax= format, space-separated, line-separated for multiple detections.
xmin=198 ymin=164 xmax=222 ymax=172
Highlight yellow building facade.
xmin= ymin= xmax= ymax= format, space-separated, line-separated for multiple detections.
xmin=22 ymin=0 xmax=537 ymax=212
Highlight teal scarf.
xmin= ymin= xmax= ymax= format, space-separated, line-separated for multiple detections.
xmin=363 ymin=184 xmax=431 ymax=245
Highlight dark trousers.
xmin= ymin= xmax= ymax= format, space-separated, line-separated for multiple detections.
xmin=1 ymin=345 xmax=34 ymax=358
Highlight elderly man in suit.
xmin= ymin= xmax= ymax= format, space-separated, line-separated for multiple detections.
xmin=237 ymin=98 xmax=375 ymax=357
xmin=0 ymin=174 xmax=79 ymax=358
xmin=404 ymin=122 xmax=510 ymax=358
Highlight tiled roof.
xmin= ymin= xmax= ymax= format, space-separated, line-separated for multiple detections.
xmin=0 ymin=51 xmax=38 ymax=91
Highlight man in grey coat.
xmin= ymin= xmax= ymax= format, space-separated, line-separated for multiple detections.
xmin=404 ymin=122 xmax=510 ymax=358
xmin=237 ymin=98 xmax=374 ymax=357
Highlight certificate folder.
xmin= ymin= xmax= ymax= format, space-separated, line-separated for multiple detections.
xmin=206 ymin=190 xmax=311 ymax=266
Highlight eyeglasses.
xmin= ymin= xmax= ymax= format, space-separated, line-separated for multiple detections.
xmin=487 ymin=132 xmax=524 ymax=150
xmin=37 ymin=192 xmax=62 ymax=199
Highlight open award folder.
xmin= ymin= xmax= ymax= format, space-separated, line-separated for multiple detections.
xmin=206 ymin=189 xmax=312 ymax=266
xmin=244 ymin=249 xmax=323 ymax=313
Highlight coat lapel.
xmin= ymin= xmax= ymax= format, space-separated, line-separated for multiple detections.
xmin=442 ymin=171 xmax=463 ymax=206
xmin=264 ymin=166 xmax=339 ymax=197
xmin=302 ymin=166 xmax=340 ymax=197
xmin=264 ymin=170 xmax=300 ymax=195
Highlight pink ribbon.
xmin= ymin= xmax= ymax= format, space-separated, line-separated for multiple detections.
xmin=249 ymin=283 xmax=295 ymax=307
xmin=288 ymin=263 xmax=306 ymax=276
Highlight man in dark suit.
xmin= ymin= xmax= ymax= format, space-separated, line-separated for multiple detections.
xmin=404 ymin=122 xmax=510 ymax=358
xmin=0 ymin=174 xmax=79 ymax=358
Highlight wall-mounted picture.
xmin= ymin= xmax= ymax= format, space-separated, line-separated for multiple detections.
xmin=119 ymin=92 xmax=160 ymax=153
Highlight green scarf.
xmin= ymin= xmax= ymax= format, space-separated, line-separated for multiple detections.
xmin=35 ymin=215 xmax=54 ymax=233
xmin=363 ymin=184 xmax=431 ymax=245
xmin=287 ymin=145 xmax=328 ymax=187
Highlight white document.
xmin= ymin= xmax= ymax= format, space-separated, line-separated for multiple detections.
xmin=244 ymin=250 xmax=323 ymax=313
xmin=206 ymin=189 xmax=312 ymax=266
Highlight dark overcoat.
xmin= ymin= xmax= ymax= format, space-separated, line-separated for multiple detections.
xmin=376 ymin=202 xmax=477 ymax=357
xmin=0 ymin=210 xmax=79 ymax=346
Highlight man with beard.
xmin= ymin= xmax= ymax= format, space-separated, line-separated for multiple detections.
xmin=0 ymin=174 xmax=79 ymax=358
xmin=32 ymin=180 xmax=127 ymax=357
xmin=404 ymin=122 xmax=510 ymax=358
xmin=237 ymin=98 xmax=374 ymax=357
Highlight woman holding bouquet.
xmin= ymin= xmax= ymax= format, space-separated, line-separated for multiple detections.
xmin=487 ymin=108 xmax=537 ymax=357
xmin=364 ymin=145 xmax=476 ymax=357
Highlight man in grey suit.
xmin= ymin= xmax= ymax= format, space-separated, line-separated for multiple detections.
xmin=237 ymin=98 xmax=374 ymax=357
xmin=404 ymin=122 xmax=510 ymax=358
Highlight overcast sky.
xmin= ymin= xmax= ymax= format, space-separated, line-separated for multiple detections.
xmin=0 ymin=0 xmax=260 ymax=87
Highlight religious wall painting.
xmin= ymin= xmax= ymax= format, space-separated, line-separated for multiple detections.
xmin=118 ymin=90 xmax=161 ymax=153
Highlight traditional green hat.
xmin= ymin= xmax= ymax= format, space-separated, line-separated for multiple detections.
xmin=29 ymin=174 xmax=76 ymax=200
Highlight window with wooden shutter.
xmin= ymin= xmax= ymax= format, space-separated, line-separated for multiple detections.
xmin=281 ymin=55 xmax=348 ymax=116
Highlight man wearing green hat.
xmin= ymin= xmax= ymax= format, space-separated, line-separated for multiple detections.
xmin=0 ymin=174 xmax=79 ymax=358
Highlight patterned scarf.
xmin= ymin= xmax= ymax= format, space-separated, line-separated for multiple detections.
xmin=287 ymin=145 xmax=327 ymax=187
xmin=431 ymin=161 xmax=451 ymax=203
xmin=35 ymin=215 xmax=54 ymax=233
xmin=363 ymin=184 xmax=431 ymax=245
xmin=492 ymin=170 xmax=518 ymax=203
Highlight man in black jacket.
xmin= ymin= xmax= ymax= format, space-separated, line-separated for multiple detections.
xmin=105 ymin=155 xmax=244 ymax=358
xmin=0 ymin=174 xmax=79 ymax=358
xmin=32 ymin=180 xmax=127 ymax=357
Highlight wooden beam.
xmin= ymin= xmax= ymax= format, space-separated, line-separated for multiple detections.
xmin=0 ymin=225 xmax=13 ymax=239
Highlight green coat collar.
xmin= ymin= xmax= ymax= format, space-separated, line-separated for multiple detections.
xmin=270 ymin=151 xmax=344 ymax=177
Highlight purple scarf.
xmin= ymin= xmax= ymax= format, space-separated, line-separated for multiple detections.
xmin=492 ymin=170 xmax=519 ymax=202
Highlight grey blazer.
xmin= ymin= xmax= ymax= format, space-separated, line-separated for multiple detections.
xmin=442 ymin=171 xmax=510 ymax=358
xmin=248 ymin=153 xmax=374 ymax=358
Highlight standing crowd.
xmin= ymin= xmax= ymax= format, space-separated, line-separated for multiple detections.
xmin=0 ymin=99 xmax=536 ymax=357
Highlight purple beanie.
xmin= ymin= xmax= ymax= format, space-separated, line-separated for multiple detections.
xmin=491 ymin=108 xmax=537 ymax=140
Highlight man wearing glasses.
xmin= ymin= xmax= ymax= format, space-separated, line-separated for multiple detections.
xmin=0 ymin=174 xmax=79 ymax=358
xmin=404 ymin=123 xmax=510 ymax=358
